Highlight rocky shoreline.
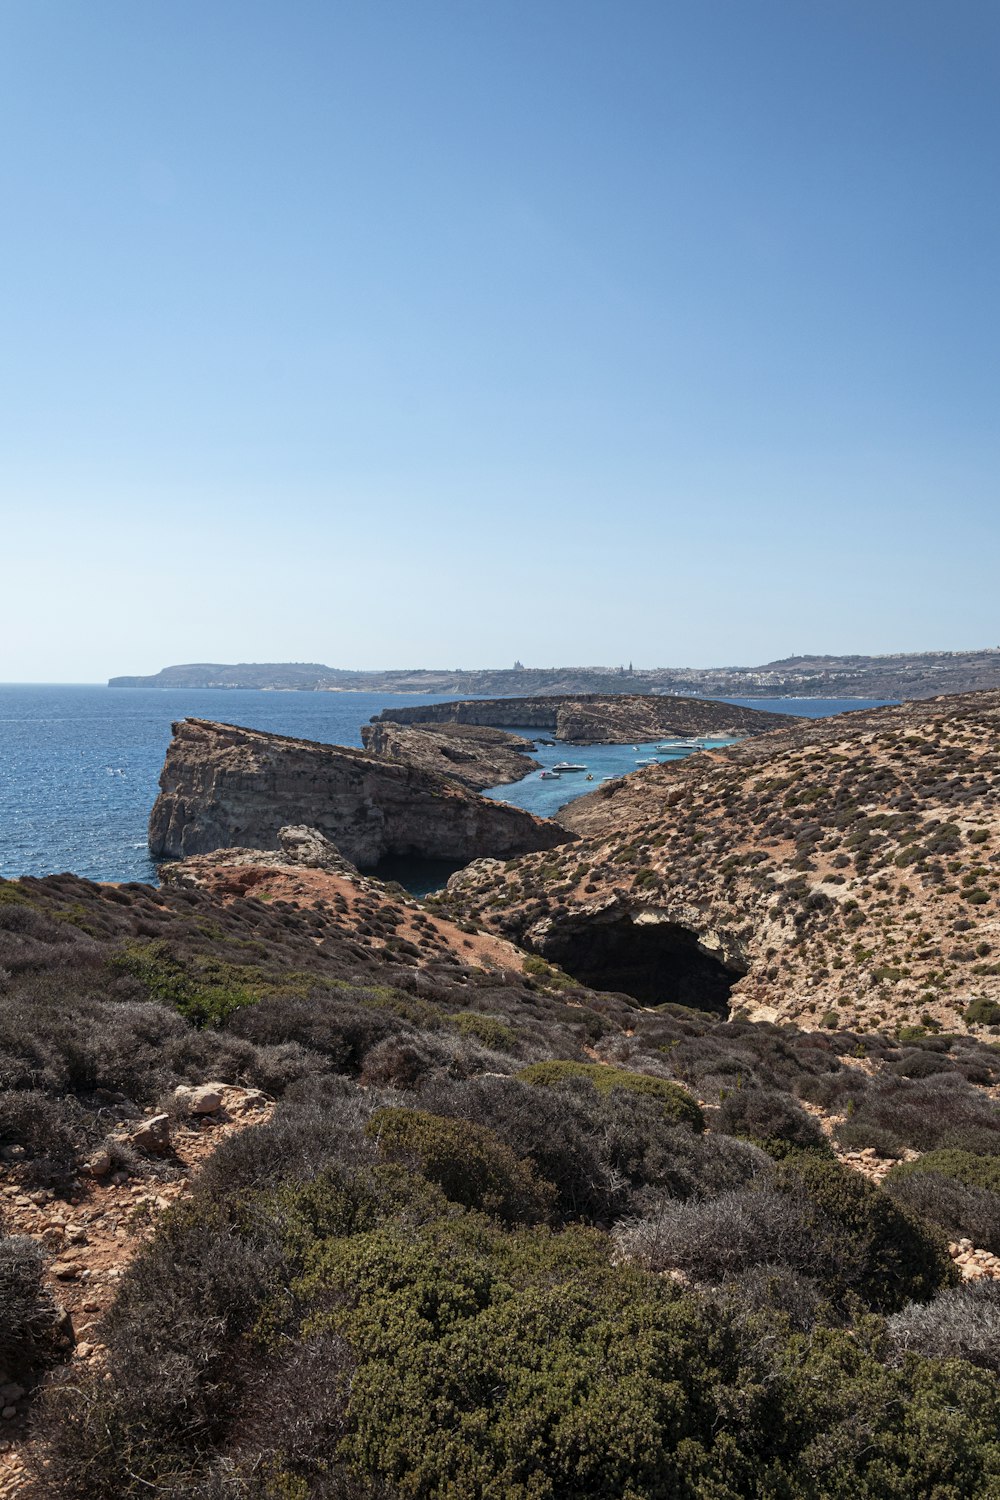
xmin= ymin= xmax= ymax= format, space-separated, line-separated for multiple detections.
xmin=148 ymin=718 xmax=570 ymax=870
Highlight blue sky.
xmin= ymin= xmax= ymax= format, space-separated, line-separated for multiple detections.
xmin=2 ymin=1 xmax=998 ymax=680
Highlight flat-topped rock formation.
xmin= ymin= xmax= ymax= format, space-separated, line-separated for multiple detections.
xmin=148 ymin=719 xmax=572 ymax=869
xmin=360 ymin=720 xmax=540 ymax=790
xmin=444 ymin=692 xmax=1000 ymax=1032
xmin=373 ymin=694 xmax=795 ymax=743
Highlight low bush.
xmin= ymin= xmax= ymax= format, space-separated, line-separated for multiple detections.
xmin=965 ymin=997 xmax=1000 ymax=1026
xmin=711 ymin=1087 xmax=832 ymax=1158
xmin=618 ymin=1153 xmax=955 ymax=1314
xmin=0 ymin=1229 xmax=64 ymax=1377
xmin=834 ymin=1075 xmax=1000 ymax=1155
xmin=517 ymin=1060 xmax=703 ymax=1130
xmin=888 ymin=1279 xmax=1000 ymax=1374
xmin=417 ymin=1075 xmax=766 ymax=1224
xmin=890 ymin=1048 xmax=953 ymax=1080
xmin=365 ymin=1107 xmax=555 ymax=1225
xmin=0 ymin=1090 xmax=88 ymax=1184
xmin=450 ymin=1010 xmax=516 ymax=1051
xmin=885 ymin=1172 xmax=1000 ymax=1255
xmin=888 ymin=1149 xmax=1000 ymax=1196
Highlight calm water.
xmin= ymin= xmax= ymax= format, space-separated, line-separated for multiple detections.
xmin=0 ymin=687 xmax=895 ymax=885
xmin=480 ymin=699 xmax=897 ymax=819
xmin=482 ymin=732 xmax=740 ymax=818
xmin=0 ymin=686 xmax=468 ymax=883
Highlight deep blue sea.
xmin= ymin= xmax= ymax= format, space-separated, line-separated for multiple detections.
xmin=0 ymin=687 xmax=894 ymax=885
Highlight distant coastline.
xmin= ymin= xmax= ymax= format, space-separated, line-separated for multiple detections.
xmin=109 ymin=649 xmax=1000 ymax=702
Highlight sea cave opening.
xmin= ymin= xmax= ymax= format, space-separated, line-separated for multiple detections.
xmin=538 ymin=909 xmax=745 ymax=1016
xmin=368 ymin=853 xmax=468 ymax=899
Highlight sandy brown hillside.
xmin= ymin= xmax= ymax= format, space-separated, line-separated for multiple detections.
xmin=445 ymin=692 xmax=1000 ymax=1033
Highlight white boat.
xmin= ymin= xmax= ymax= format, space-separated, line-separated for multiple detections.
xmin=656 ymin=739 xmax=701 ymax=752
xmin=539 ymin=769 xmax=561 ymax=780
xmin=552 ymin=761 xmax=587 ymax=772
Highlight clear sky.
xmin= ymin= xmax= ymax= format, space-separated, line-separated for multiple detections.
xmin=2 ymin=1 xmax=998 ymax=680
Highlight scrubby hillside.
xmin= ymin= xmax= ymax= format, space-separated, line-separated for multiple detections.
xmin=446 ymin=692 xmax=1000 ymax=1034
xmin=4 ymin=867 xmax=1000 ymax=1495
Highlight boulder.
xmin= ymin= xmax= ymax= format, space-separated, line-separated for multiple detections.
xmin=127 ymin=1113 xmax=171 ymax=1155
xmin=174 ymin=1084 xmax=223 ymax=1115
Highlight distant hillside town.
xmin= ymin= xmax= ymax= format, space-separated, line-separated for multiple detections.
xmin=109 ymin=648 xmax=1000 ymax=701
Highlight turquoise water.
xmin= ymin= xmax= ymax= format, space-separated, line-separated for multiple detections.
xmin=0 ymin=687 xmax=894 ymax=885
xmin=482 ymin=733 xmax=738 ymax=818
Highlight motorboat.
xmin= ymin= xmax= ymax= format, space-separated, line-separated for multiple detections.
xmin=539 ymin=769 xmax=562 ymax=780
xmin=552 ymin=762 xmax=587 ymax=772
xmin=656 ymin=739 xmax=701 ymax=752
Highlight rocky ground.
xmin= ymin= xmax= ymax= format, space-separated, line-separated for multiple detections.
xmin=162 ymin=830 xmax=535 ymax=980
xmin=0 ymin=1085 xmax=271 ymax=1498
xmin=445 ymin=691 xmax=1000 ymax=1034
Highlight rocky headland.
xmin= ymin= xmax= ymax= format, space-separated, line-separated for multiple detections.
xmin=444 ymin=691 xmax=1000 ymax=1034
xmin=147 ymin=718 xmax=571 ymax=869
xmin=373 ymin=693 xmax=794 ymax=742
xmin=360 ymin=720 xmax=540 ymax=790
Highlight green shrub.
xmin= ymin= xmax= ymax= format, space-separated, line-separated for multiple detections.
xmin=888 ymin=1150 xmax=1000 ymax=1196
xmin=451 ymin=1011 xmax=515 ymax=1051
xmin=778 ymin=1153 xmax=956 ymax=1312
xmin=109 ymin=940 xmax=259 ymax=1026
xmin=292 ymin=1217 xmax=1000 ymax=1499
xmin=517 ymin=1061 xmax=703 ymax=1131
xmin=966 ymin=997 xmax=1000 ymax=1026
xmin=521 ymin=955 xmax=577 ymax=991
xmin=712 ymin=1087 xmax=832 ymax=1158
xmin=366 ymin=1108 xmax=555 ymax=1225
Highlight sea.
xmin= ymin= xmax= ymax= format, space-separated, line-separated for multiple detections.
xmin=0 ymin=686 xmax=895 ymax=888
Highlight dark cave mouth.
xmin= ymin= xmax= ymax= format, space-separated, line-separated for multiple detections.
xmin=368 ymin=854 xmax=468 ymax=898
xmin=538 ymin=910 xmax=745 ymax=1016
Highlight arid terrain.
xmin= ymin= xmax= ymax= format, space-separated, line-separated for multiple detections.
xmin=6 ymin=693 xmax=1000 ymax=1496
xmin=442 ymin=692 xmax=1000 ymax=1035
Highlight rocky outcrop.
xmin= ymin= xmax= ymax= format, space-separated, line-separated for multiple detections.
xmin=373 ymin=694 xmax=795 ymax=742
xmin=148 ymin=720 xmax=571 ymax=869
xmin=360 ymin=721 xmax=540 ymax=790
xmin=160 ymin=825 xmax=362 ymax=887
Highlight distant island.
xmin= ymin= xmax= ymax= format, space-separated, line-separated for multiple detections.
xmin=110 ymin=647 xmax=1000 ymax=700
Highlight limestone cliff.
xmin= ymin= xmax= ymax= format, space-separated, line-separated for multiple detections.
xmin=148 ymin=720 xmax=571 ymax=869
xmin=373 ymin=694 xmax=794 ymax=742
xmin=360 ymin=721 xmax=540 ymax=790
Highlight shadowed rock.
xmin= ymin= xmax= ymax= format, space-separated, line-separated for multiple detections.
xmin=148 ymin=719 xmax=572 ymax=869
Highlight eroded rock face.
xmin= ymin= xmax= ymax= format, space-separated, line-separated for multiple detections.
xmin=373 ymin=694 xmax=794 ymax=743
xmin=148 ymin=720 xmax=571 ymax=869
xmin=361 ymin=721 xmax=540 ymax=790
